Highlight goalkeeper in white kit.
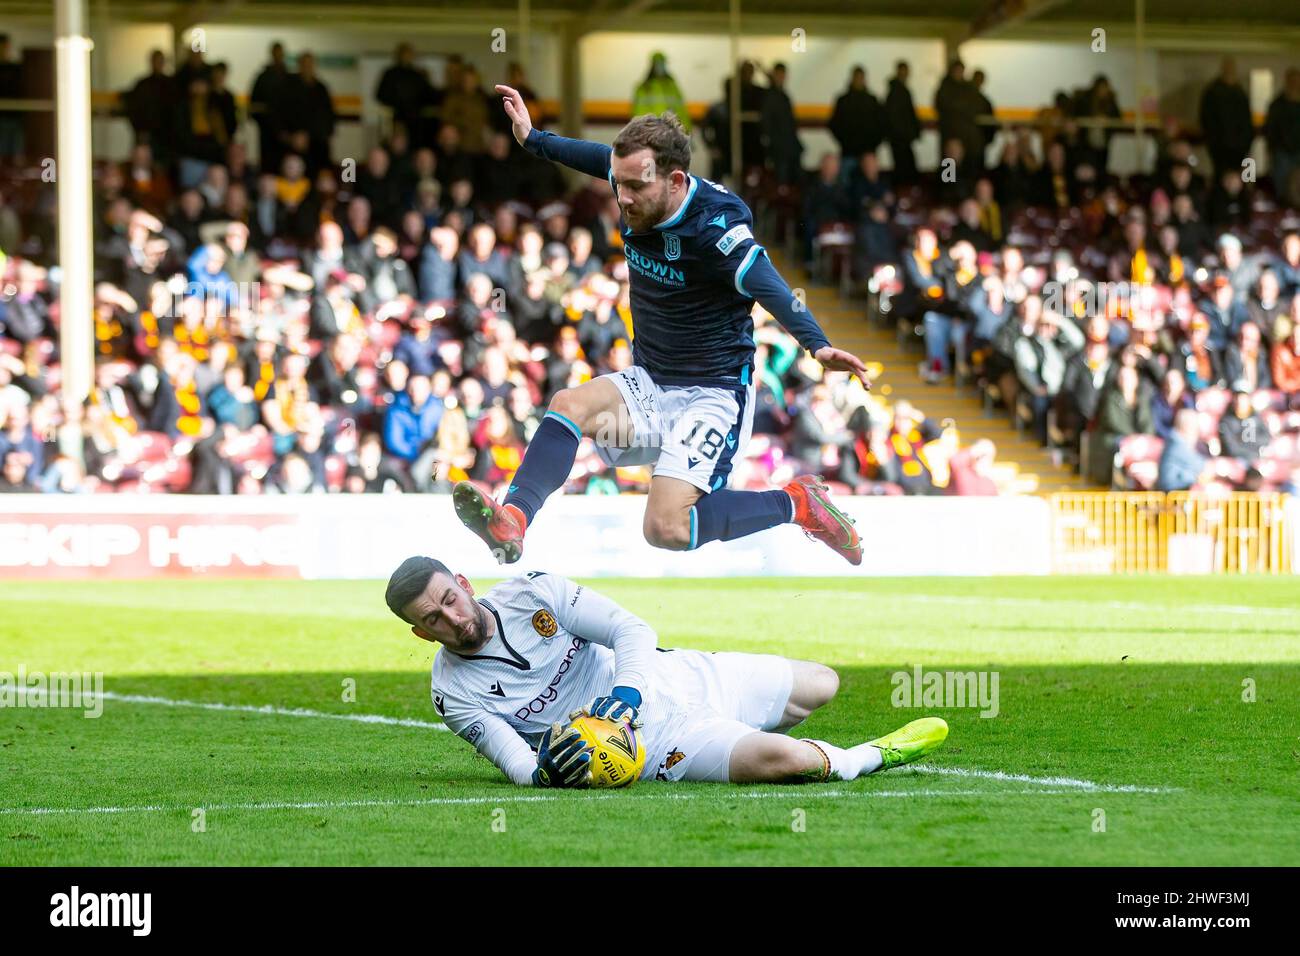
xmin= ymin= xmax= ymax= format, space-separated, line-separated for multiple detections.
xmin=385 ymin=556 xmax=948 ymax=787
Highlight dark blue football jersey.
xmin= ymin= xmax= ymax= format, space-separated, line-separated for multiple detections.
xmin=523 ymin=128 xmax=830 ymax=384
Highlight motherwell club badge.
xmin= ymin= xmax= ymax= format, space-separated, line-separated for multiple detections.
xmin=532 ymin=609 xmax=558 ymax=639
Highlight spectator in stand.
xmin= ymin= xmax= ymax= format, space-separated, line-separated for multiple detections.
xmin=1202 ymin=271 xmax=1247 ymax=351
xmin=1271 ymin=322 xmax=1300 ymax=403
xmin=1223 ymin=321 xmax=1272 ymax=392
xmin=1150 ymin=366 xmax=1195 ymax=440
xmin=1176 ymin=313 xmax=1225 ymax=393
xmin=789 ymin=382 xmax=854 ymax=475
xmin=207 ymin=359 xmax=260 ymax=431
xmin=1219 ymin=387 xmax=1270 ymax=468
xmin=376 ymin=43 xmax=432 ymax=146
xmin=828 ymin=66 xmax=886 ymax=172
xmin=1058 ymin=314 xmax=1115 ymax=448
xmin=384 ymin=372 xmax=443 ymax=466
xmin=901 ymin=226 xmax=944 ymax=337
xmin=123 ymin=50 xmax=175 ymax=164
xmin=934 ymin=60 xmax=984 ymax=178
xmin=0 ymin=448 xmax=35 ymax=492
xmin=249 ymin=42 xmax=290 ymax=174
xmin=355 ymin=227 xmax=417 ymax=314
xmin=968 ymin=274 xmax=1013 ymax=376
xmin=885 ymin=61 xmax=920 ymax=185
xmin=457 ymin=222 xmax=511 ymax=293
xmin=443 ymin=64 xmax=491 ymax=155
xmin=1093 ymin=362 xmax=1154 ymax=485
xmin=921 ymin=240 xmax=980 ymax=383
xmin=801 ymin=152 xmax=854 ymax=272
xmin=760 ymin=62 xmax=804 ymax=186
xmin=946 ymin=438 xmax=999 ymax=496
xmin=1265 ymin=69 xmax=1300 ymax=209
xmin=1015 ymin=299 xmax=1085 ymax=444
xmin=1200 ymin=57 xmax=1255 ymax=184
xmin=1157 ymin=408 xmax=1211 ymax=491
xmin=281 ymin=52 xmax=335 ymax=177
xmin=470 ymin=403 xmax=524 ymax=489
xmin=1207 ymin=168 xmax=1251 ymax=230
xmin=340 ymin=432 xmax=407 ymax=494
xmin=952 ymin=197 xmax=995 ymax=253
xmin=887 ymin=400 xmax=943 ymax=495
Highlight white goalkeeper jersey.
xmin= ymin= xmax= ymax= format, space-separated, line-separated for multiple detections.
xmin=431 ymin=572 xmax=702 ymax=785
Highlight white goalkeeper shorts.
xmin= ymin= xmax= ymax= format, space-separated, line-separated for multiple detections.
xmin=647 ymin=651 xmax=794 ymax=784
xmin=596 ymin=365 xmax=756 ymax=493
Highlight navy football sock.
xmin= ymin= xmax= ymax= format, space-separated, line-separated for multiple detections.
xmin=689 ymin=489 xmax=795 ymax=549
xmin=503 ymin=411 xmax=582 ymax=523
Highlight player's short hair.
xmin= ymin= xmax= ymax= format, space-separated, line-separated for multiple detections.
xmin=385 ymin=555 xmax=452 ymax=624
xmin=612 ymin=112 xmax=691 ymax=177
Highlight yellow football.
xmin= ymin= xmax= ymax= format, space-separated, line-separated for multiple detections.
xmin=568 ymin=714 xmax=645 ymax=789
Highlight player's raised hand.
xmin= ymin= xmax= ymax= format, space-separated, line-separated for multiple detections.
xmin=532 ymin=720 xmax=593 ymax=788
xmin=494 ymin=84 xmax=533 ymax=146
xmin=814 ymin=345 xmax=874 ymax=391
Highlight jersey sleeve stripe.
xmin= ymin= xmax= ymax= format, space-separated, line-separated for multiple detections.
xmin=734 ymin=244 xmax=765 ymax=297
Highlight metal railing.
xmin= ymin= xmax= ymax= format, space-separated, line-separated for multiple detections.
xmin=1050 ymin=491 xmax=1292 ymax=574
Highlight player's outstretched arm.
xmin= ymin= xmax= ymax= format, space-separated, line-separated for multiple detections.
xmin=436 ymin=691 xmax=540 ymax=786
xmin=740 ymin=250 xmax=872 ymax=389
xmin=496 ymin=83 xmax=612 ymax=182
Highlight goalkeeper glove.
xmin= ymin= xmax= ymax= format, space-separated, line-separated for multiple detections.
xmin=531 ymin=720 xmax=593 ymax=788
xmin=588 ymin=685 xmax=642 ymax=727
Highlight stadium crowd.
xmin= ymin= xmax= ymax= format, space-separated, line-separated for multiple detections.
xmin=805 ymin=56 xmax=1300 ymax=493
xmin=1 ymin=39 xmax=1299 ymax=497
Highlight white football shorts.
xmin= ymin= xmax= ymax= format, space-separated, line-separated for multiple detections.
xmin=646 ymin=651 xmax=794 ymax=784
xmin=596 ymin=365 xmax=756 ymax=493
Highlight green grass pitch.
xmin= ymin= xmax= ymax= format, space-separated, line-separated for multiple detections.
xmin=1 ymin=575 xmax=1297 ymax=866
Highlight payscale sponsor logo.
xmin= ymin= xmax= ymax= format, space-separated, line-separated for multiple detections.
xmin=515 ymin=637 xmax=587 ymax=721
xmin=890 ymin=665 xmax=999 ymax=718
xmin=50 ymin=886 xmax=151 ymax=935
xmin=1 ymin=667 xmax=104 ymax=718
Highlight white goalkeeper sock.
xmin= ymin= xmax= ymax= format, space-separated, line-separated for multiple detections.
xmin=802 ymin=739 xmax=884 ymax=781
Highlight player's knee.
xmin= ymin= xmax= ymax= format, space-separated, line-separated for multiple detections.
xmin=547 ymin=388 xmax=587 ymax=433
xmin=811 ymin=664 xmax=840 ymax=707
xmin=643 ymin=511 xmax=691 ymax=551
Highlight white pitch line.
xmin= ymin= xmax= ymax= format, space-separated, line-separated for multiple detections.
xmin=5 ymin=689 xmax=1176 ymax=796
xmin=63 ymin=690 xmax=452 ymax=731
xmin=887 ymin=594 xmax=1298 ymax=618
xmin=0 ymin=787 xmax=1124 ymax=817
xmin=907 ymin=764 xmax=1176 ymax=793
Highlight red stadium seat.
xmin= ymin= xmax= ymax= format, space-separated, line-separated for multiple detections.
xmin=134 ymin=431 xmax=174 ymax=463
xmin=324 ymin=454 xmax=346 ymax=492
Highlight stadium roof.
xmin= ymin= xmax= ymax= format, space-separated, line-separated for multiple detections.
xmin=5 ymin=0 xmax=1300 ymax=45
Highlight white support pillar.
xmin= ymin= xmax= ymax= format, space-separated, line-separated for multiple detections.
xmin=55 ymin=0 xmax=95 ymax=408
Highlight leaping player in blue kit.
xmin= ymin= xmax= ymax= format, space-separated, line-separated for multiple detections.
xmin=453 ymin=84 xmax=872 ymax=566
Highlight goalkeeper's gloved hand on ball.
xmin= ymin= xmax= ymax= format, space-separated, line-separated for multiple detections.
xmin=532 ymin=721 xmax=593 ymax=788
xmin=588 ymin=685 xmax=642 ymax=727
